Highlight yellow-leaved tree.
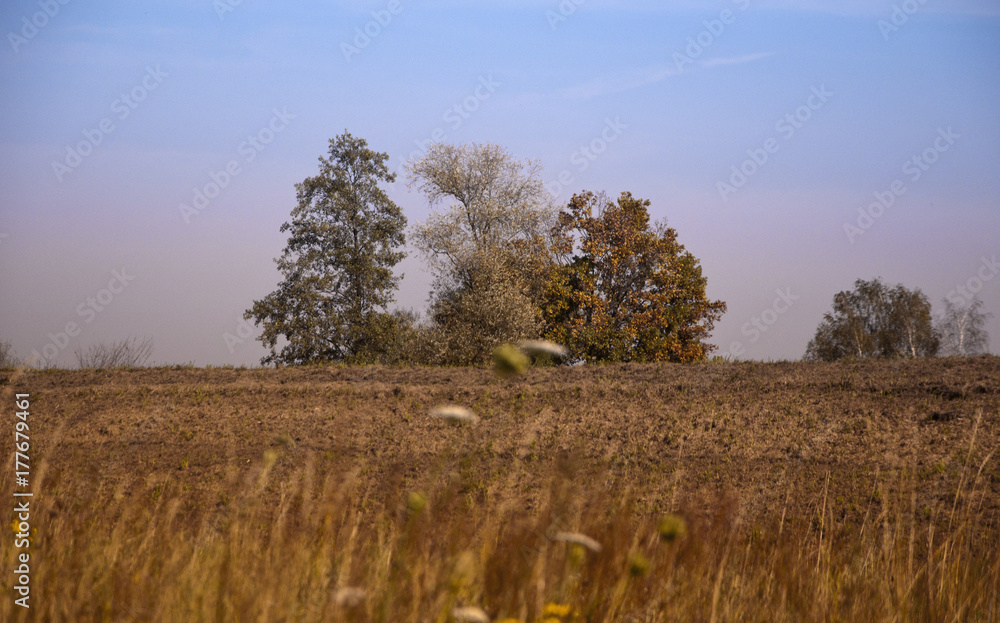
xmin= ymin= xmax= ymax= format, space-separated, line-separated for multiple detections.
xmin=542 ymin=191 xmax=726 ymax=363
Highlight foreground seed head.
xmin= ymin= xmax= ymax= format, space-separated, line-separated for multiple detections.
xmin=451 ymin=550 xmax=478 ymax=588
xmin=518 ymin=339 xmax=569 ymax=360
xmin=430 ymin=405 xmax=480 ymax=424
xmin=628 ymin=552 xmax=651 ymax=577
xmin=407 ymin=491 xmax=428 ymax=513
xmin=493 ymin=343 xmax=530 ymax=376
xmin=554 ymin=531 xmax=603 ymax=553
xmin=658 ymin=514 xmax=687 ymax=542
xmin=453 ymin=606 xmax=491 ymax=623
xmin=333 ymin=586 xmax=366 ymax=607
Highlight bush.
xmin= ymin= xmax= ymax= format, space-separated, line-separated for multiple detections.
xmin=0 ymin=339 xmax=20 ymax=369
xmin=348 ymin=309 xmax=422 ymax=365
xmin=74 ymin=336 xmax=153 ymax=369
xmin=418 ymin=262 xmax=540 ymax=366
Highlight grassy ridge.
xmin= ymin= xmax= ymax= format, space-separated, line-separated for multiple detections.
xmin=1 ymin=357 xmax=998 ymax=621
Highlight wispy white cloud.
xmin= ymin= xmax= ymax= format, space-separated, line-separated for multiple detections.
xmin=559 ymin=51 xmax=773 ymax=100
xmin=64 ymin=23 xmax=181 ymax=38
xmin=559 ymin=65 xmax=677 ymax=100
xmin=700 ymin=51 xmax=775 ymax=68
xmin=64 ymin=23 xmax=128 ymax=37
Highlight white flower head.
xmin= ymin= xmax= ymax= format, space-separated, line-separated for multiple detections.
xmin=430 ymin=405 xmax=480 ymax=424
xmin=453 ymin=606 xmax=491 ymax=623
xmin=554 ymin=531 xmax=602 ymax=553
xmin=333 ymin=586 xmax=366 ymax=607
xmin=519 ymin=340 xmax=569 ymax=360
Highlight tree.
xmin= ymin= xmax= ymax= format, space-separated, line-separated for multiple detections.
xmin=406 ymin=142 xmax=555 ymax=364
xmin=245 ymin=131 xmax=407 ymax=366
xmin=805 ymin=277 xmax=939 ymax=361
xmin=542 ymin=191 xmax=727 ymax=363
xmin=936 ymin=296 xmax=991 ymax=356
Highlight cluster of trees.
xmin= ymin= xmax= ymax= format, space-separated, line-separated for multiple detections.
xmin=246 ymin=132 xmax=726 ymax=366
xmin=805 ymin=277 xmax=991 ymax=362
xmin=244 ymin=131 xmax=990 ymax=368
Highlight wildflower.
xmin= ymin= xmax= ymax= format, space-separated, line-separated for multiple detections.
xmin=430 ymin=405 xmax=480 ymax=424
xmin=554 ymin=531 xmax=602 ymax=553
xmin=453 ymin=606 xmax=491 ymax=623
xmin=542 ymin=602 xmax=573 ymax=618
xmin=628 ymin=552 xmax=650 ymax=577
xmin=494 ymin=343 xmax=529 ymax=376
xmin=657 ymin=514 xmax=687 ymax=543
xmin=519 ymin=340 xmax=569 ymax=360
xmin=406 ymin=491 xmax=428 ymax=513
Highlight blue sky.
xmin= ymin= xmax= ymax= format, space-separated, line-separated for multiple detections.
xmin=1 ymin=0 xmax=998 ymax=366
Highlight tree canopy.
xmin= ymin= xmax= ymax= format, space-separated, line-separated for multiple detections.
xmin=542 ymin=191 xmax=727 ymax=363
xmin=245 ymin=137 xmax=733 ymax=367
xmin=805 ymin=277 xmax=939 ymax=361
xmin=245 ymin=131 xmax=407 ymax=366
xmin=936 ymin=296 xmax=991 ymax=357
xmin=406 ymin=142 xmax=555 ymax=364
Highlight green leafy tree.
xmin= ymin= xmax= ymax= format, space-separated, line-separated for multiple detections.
xmin=542 ymin=191 xmax=727 ymax=363
xmin=805 ymin=277 xmax=939 ymax=361
xmin=406 ymin=142 xmax=555 ymax=364
xmin=245 ymin=131 xmax=407 ymax=366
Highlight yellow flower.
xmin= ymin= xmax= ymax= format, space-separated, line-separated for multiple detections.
xmin=657 ymin=514 xmax=687 ymax=543
xmin=494 ymin=343 xmax=529 ymax=376
xmin=542 ymin=603 xmax=572 ymax=618
xmin=406 ymin=491 xmax=428 ymax=513
xmin=628 ymin=552 xmax=651 ymax=577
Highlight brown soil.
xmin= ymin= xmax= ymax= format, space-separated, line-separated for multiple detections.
xmin=7 ymin=356 xmax=999 ymax=533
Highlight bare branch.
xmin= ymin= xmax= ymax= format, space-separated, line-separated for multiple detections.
xmin=74 ymin=336 xmax=153 ymax=369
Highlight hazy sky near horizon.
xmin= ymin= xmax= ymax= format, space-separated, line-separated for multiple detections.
xmin=1 ymin=0 xmax=998 ymax=366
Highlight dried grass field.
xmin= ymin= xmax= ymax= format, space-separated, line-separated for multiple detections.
xmin=2 ymin=357 xmax=999 ymax=622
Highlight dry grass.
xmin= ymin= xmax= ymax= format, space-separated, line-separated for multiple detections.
xmin=1 ymin=357 xmax=998 ymax=621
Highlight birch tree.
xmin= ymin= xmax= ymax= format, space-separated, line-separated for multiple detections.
xmin=805 ymin=278 xmax=939 ymax=361
xmin=936 ymin=296 xmax=991 ymax=356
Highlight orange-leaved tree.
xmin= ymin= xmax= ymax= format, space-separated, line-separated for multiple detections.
xmin=542 ymin=191 xmax=726 ymax=363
